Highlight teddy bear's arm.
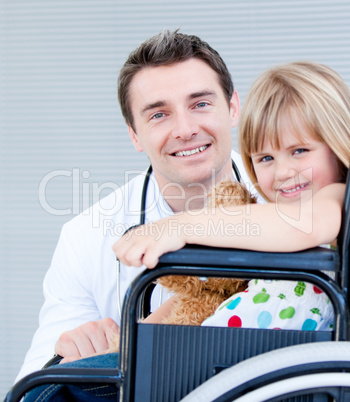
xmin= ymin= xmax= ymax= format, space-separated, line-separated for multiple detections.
xmin=143 ymin=295 xmax=178 ymax=324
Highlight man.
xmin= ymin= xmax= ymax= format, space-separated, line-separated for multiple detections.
xmin=15 ymin=29 xmax=255 ymax=382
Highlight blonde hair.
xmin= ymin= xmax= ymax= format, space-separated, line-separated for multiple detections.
xmin=239 ymin=61 xmax=350 ymax=197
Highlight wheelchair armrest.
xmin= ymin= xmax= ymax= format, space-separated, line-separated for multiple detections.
xmin=158 ymin=244 xmax=339 ymax=272
xmin=5 ymin=367 xmax=122 ymax=402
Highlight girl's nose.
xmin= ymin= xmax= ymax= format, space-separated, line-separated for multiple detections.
xmin=275 ymin=158 xmax=297 ymax=182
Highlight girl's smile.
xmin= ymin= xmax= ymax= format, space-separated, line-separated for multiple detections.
xmin=278 ymin=181 xmax=311 ymax=197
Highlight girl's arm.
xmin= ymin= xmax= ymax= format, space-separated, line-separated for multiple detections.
xmin=113 ymin=183 xmax=345 ymax=268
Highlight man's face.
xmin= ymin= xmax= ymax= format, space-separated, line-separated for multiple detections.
xmin=127 ymin=59 xmax=239 ymax=190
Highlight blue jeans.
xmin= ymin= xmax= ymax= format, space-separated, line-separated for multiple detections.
xmin=21 ymin=353 xmax=119 ymax=401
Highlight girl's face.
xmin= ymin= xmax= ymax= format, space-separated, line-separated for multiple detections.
xmin=251 ymin=113 xmax=341 ymax=203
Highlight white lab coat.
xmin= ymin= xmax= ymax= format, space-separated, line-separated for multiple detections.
xmin=15 ymin=150 xmax=255 ymax=382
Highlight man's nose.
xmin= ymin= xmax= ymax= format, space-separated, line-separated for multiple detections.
xmin=170 ymin=111 xmax=199 ymax=140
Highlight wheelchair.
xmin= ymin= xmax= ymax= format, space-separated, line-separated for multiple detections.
xmin=5 ymin=174 xmax=350 ymax=402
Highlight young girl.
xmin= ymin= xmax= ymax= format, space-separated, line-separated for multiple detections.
xmin=115 ymin=61 xmax=350 ymax=329
xmin=200 ymin=61 xmax=350 ymax=331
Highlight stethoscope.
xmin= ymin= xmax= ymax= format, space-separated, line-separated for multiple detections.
xmin=116 ymin=160 xmax=241 ymax=317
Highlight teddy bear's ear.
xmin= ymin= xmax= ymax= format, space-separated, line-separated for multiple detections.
xmin=208 ymin=179 xmax=256 ymax=208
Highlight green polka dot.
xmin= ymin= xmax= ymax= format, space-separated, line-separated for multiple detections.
xmin=253 ymin=289 xmax=270 ymax=304
xmin=310 ymin=308 xmax=321 ymax=316
xmin=294 ymin=282 xmax=306 ymax=297
xmin=279 ymin=306 xmax=295 ymax=319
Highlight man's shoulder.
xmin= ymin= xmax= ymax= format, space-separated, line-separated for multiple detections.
xmin=61 ymin=171 xmax=148 ymax=236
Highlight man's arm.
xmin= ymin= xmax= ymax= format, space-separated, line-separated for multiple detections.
xmin=15 ymin=222 xmax=117 ymax=381
xmin=56 ymin=296 xmax=177 ymax=364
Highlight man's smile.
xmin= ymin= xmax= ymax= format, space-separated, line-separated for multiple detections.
xmin=173 ymin=144 xmax=210 ymax=157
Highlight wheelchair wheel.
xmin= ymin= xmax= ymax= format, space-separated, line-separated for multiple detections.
xmin=181 ymin=341 xmax=350 ymax=402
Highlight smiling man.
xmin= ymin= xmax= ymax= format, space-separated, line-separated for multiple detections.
xmin=15 ymin=30 xmax=256 ymax=384
xmin=126 ymin=58 xmax=238 ymax=211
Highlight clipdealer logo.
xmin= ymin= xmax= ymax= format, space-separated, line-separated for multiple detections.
xmin=105 ymin=218 xmax=261 ymax=239
xmin=38 ymin=168 xmax=120 ymax=216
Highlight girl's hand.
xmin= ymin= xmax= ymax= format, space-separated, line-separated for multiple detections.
xmin=113 ymin=217 xmax=187 ymax=268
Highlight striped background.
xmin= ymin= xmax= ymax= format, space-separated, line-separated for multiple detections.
xmin=1 ymin=0 xmax=350 ymax=397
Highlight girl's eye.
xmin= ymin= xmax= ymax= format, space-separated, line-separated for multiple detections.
xmin=293 ymin=148 xmax=308 ymax=155
xmin=260 ymin=155 xmax=273 ymax=163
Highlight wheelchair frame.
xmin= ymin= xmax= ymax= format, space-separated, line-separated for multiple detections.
xmin=5 ymin=175 xmax=350 ymax=401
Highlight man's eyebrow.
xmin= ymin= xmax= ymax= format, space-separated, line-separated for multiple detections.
xmin=140 ymin=91 xmax=217 ymax=115
xmin=141 ymin=101 xmax=167 ymax=115
xmin=188 ymin=90 xmax=217 ymax=100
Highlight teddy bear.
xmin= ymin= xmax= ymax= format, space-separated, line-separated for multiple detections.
xmin=157 ymin=178 xmax=257 ymax=325
xmin=109 ymin=179 xmax=257 ymax=352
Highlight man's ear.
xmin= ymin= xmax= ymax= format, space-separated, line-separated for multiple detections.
xmin=229 ymin=90 xmax=240 ymax=128
xmin=128 ymin=125 xmax=144 ymax=153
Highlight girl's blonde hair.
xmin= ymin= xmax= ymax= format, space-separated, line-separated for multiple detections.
xmin=239 ymin=61 xmax=350 ymax=197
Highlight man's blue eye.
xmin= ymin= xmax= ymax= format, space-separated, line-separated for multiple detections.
xmin=196 ymin=102 xmax=208 ymax=108
xmin=152 ymin=113 xmax=164 ymax=119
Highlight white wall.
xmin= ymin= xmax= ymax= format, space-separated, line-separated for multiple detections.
xmin=1 ymin=0 xmax=350 ymax=397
